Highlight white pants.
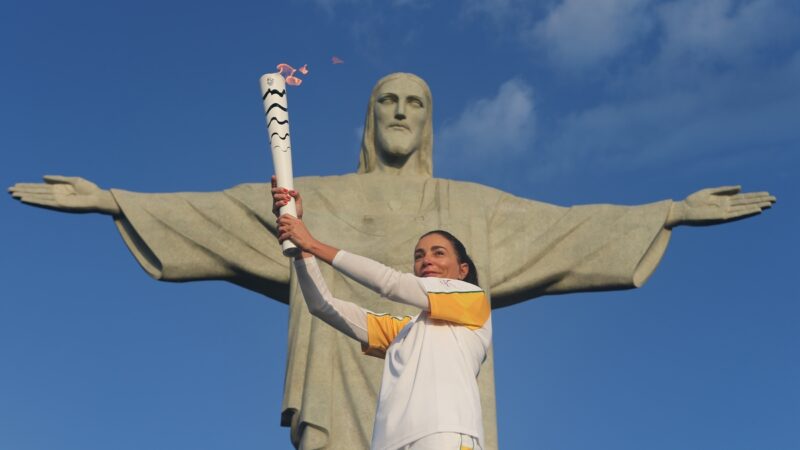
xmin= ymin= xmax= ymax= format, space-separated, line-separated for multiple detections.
xmin=400 ymin=432 xmax=481 ymax=450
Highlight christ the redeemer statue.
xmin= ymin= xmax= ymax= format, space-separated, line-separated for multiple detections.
xmin=9 ymin=73 xmax=775 ymax=450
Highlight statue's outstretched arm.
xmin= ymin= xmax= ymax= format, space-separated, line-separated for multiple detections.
xmin=665 ymin=186 xmax=776 ymax=228
xmin=8 ymin=175 xmax=121 ymax=215
xmin=10 ymin=177 xmax=291 ymax=302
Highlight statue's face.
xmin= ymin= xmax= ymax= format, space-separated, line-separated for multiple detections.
xmin=373 ymin=77 xmax=428 ymax=162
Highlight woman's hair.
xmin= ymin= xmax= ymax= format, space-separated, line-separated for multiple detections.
xmin=357 ymin=72 xmax=434 ymax=176
xmin=420 ymin=230 xmax=479 ymax=286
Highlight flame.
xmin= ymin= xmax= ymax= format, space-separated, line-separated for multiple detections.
xmin=276 ymin=63 xmax=295 ymax=78
xmin=276 ymin=63 xmax=308 ymax=86
xmin=331 ymin=56 xmax=344 ymax=64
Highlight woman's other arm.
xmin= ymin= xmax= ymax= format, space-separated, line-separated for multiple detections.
xmin=278 ymin=214 xmax=428 ymax=310
xmin=294 ymin=256 xmax=369 ymax=344
xmin=332 ymin=251 xmax=429 ymax=310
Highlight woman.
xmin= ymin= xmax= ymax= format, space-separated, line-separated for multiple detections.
xmin=273 ymin=179 xmax=491 ymax=450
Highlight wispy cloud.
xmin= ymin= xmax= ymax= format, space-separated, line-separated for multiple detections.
xmin=436 ymin=79 xmax=536 ymax=164
xmin=308 ymin=0 xmax=360 ymax=15
xmin=527 ymin=0 xmax=654 ymax=69
xmin=657 ymin=0 xmax=794 ymax=64
xmin=461 ymin=0 xmax=518 ymax=23
xmin=535 ymin=51 xmax=800 ymax=178
xmin=391 ymin=0 xmax=431 ymax=7
xmin=500 ymin=0 xmax=800 ymax=179
xmin=460 ymin=0 xmax=794 ymax=72
xmin=308 ymin=0 xmax=429 ymax=14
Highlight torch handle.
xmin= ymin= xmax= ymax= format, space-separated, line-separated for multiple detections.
xmin=277 ymin=197 xmax=300 ymax=256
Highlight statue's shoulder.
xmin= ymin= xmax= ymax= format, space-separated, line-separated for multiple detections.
xmin=431 ymin=176 xmax=513 ymax=198
xmin=295 ymin=173 xmax=360 ymax=186
xmin=226 ymin=176 xmax=554 ymax=208
xmin=297 ymin=172 xmax=435 ymax=189
xmin=219 ymin=183 xmax=269 ymax=211
xmin=224 ymin=174 xmax=358 ymax=193
xmin=226 ymin=182 xmax=266 ymax=192
xmin=434 ymin=176 xmax=565 ymax=212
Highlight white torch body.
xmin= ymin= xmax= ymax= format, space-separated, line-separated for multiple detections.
xmin=260 ymin=73 xmax=299 ymax=256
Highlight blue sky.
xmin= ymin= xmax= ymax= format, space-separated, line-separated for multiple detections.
xmin=2 ymin=0 xmax=798 ymax=449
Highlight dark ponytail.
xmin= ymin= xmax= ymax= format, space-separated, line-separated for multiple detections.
xmin=420 ymin=230 xmax=479 ymax=286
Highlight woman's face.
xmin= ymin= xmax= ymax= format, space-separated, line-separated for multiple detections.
xmin=413 ymin=233 xmax=468 ymax=280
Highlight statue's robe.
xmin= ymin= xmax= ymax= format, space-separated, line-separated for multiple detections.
xmin=110 ymin=173 xmax=672 ymax=450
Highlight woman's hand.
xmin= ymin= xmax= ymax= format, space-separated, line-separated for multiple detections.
xmin=277 ymin=213 xmax=341 ymax=264
xmin=277 ymin=214 xmax=316 ymax=252
xmin=271 ymin=175 xmax=303 ymax=219
xmin=272 ymin=176 xmax=340 ymax=263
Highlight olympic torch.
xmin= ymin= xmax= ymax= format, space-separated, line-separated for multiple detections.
xmin=260 ymin=72 xmax=300 ymax=256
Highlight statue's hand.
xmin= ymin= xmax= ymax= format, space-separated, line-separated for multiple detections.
xmin=8 ymin=175 xmax=121 ymax=215
xmin=667 ymin=186 xmax=776 ymax=227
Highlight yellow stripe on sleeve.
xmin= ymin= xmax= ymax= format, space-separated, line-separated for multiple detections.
xmin=362 ymin=313 xmax=413 ymax=359
xmin=428 ymin=291 xmax=490 ymax=330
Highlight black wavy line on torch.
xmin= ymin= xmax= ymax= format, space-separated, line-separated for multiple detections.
xmin=267 ymin=117 xmax=289 ymax=126
xmin=262 ymin=89 xmax=286 ymax=100
xmin=265 ymin=103 xmax=288 ymax=115
xmin=270 ymin=132 xmax=290 ymax=141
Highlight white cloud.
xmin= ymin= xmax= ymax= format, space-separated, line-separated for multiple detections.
xmin=529 ymin=0 xmax=654 ymax=69
xmin=436 ymin=79 xmax=536 ymax=163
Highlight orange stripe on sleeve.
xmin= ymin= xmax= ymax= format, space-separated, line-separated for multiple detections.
xmin=428 ymin=291 xmax=490 ymax=330
xmin=362 ymin=313 xmax=413 ymax=359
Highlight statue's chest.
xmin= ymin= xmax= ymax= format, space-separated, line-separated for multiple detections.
xmin=311 ymin=209 xmax=452 ymax=265
xmin=301 ymin=177 xmax=489 ymax=269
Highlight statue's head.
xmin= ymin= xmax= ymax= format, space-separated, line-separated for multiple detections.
xmin=358 ymin=73 xmax=433 ymax=176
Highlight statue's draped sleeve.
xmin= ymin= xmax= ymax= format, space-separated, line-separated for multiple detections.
xmin=486 ymin=190 xmax=673 ymax=307
xmin=109 ymin=184 xmax=290 ymax=302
